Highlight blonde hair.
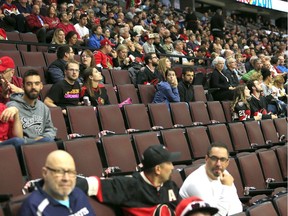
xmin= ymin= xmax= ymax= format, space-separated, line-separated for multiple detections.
xmin=157 ymin=57 xmax=170 ymax=77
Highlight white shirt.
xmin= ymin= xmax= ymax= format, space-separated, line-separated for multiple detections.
xmin=74 ymin=23 xmax=89 ymax=39
xmin=171 ymin=50 xmax=188 ymax=64
xmin=179 ymin=165 xmax=242 ymax=216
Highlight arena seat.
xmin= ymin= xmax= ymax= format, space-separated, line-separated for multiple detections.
xmin=0 ymin=50 xmax=23 ymax=66
xmin=49 ymin=107 xmax=68 ymax=141
xmin=40 ymin=84 xmax=52 ymax=101
xmin=189 ymin=101 xmax=210 ymax=125
xmin=21 ymin=51 xmax=46 ymax=67
xmin=123 ymin=104 xmax=151 ymax=131
xmin=206 ymin=101 xmax=226 ymax=123
xmin=43 ymin=52 xmax=57 ymax=66
xmin=138 ymin=84 xmax=156 ymax=105
xmin=221 ymin=101 xmax=233 ymax=123
xmin=246 ymin=201 xmax=278 ymax=216
xmin=18 ymin=66 xmax=46 ymax=85
xmin=243 ymin=121 xmax=266 ymax=146
xmin=272 ymin=193 xmax=287 ymax=216
xmin=102 ymin=69 xmax=113 ymax=85
xmin=117 ymin=84 xmax=139 ymax=104
xmin=260 ymin=119 xmax=281 ymax=144
xmin=148 ymin=103 xmax=173 ymax=129
xmin=228 ymin=122 xmax=253 ymax=151
xmin=88 ymin=197 xmax=117 ymax=216
xmin=110 ymin=69 xmax=132 ymax=85
xmin=104 ymin=84 xmax=119 ymax=104
xmin=274 ymin=145 xmax=287 ymax=179
xmin=192 ymin=85 xmax=207 ymax=102
xmin=273 ymin=118 xmax=287 ymax=138
xmin=170 ymin=102 xmax=194 ymax=127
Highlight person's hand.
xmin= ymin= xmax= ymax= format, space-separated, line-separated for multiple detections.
xmin=8 ymin=83 xmax=23 ymax=93
xmin=0 ymin=107 xmax=19 ymax=122
xmin=253 ymin=115 xmax=262 ymax=121
xmin=34 ymin=136 xmax=44 ymax=141
xmin=229 ymin=86 xmax=235 ymax=90
xmin=62 ymin=109 xmax=67 ymax=115
xmin=271 ymin=114 xmax=278 ymax=119
xmin=171 ymin=77 xmax=178 ymax=88
xmin=220 ymin=172 xmax=234 ymax=186
xmin=123 ymin=57 xmax=130 ymax=65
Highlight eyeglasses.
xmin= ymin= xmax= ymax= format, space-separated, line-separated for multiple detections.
xmin=67 ymin=68 xmax=80 ymax=72
xmin=208 ymin=155 xmax=229 ymax=163
xmin=45 ymin=166 xmax=77 ymax=177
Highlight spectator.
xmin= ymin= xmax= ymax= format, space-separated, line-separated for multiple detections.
xmin=44 ymin=60 xmax=81 ymax=114
xmin=34 ymin=0 xmax=47 ymax=16
xmin=70 ymin=9 xmax=81 ymax=25
xmin=178 ymin=67 xmax=194 ymax=103
xmin=136 ymin=52 xmax=162 ymax=86
xmin=241 ymin=58 xmax=262 ymax=82
xmin=231 ymin=84 xmax=261 ymax=121
xmin=180 ymin=142 xmax=242 ymax=216
xmin=80 ymin=67 xmax=110 ymax=106
xmin=48 ymin=28 xmax=66 ymax=53
xmin=185 ymin=7 xmax=198 ymax=34
xmin=210 ymin=57 xmax=235 ymax=101
xmin=0 ymin=56 xmax=23 ymax=104
xmin=272 ymin=75 xmax=287 ymax=103
xmin=156 ymin=57 xmax=172 ymax=79
xmin=26 ymin=5 xmax=53 ymax=43
xmin=65 ymin=31 xmax=80 ymax=54
xmin=45 ymin=5 xmax=60 ymax=31
xmin=244 ymin=55 xmax=256 ymax=72
xmin=172 ymin=40 xmax=194 ymax=66
xmin=46 ymin=45 xmax=75 ymax=84
xmin=153 ymin=69 xmax=180 ymax=106
xmin=154 ymin=33 xmax=166 ymax=54
xmin=235 ymin=53 xmax=246 ymax=77
xmin=175 ymin=197 xmax=218 ymax=216
xmin=6 ymin=69 xmax=56 ymax=144
xmin=224 ymin=57 xmax=240 ymax=87
xmin=210 ymin=9 xmax=225 ymax=40
xmin=162 ymin=35 xmax=174 ymax=54
xmin=86 ymin=9 xmax=100 ymax=30
xmin=74 ymin=13 xmax=89 ymax=41
xmin=247 ymin=79 xmax=277 ymax=119
xmin=277 ymin=55 xmax=288 ymax=73
xmin=88 ymin=25 xmax=104 ymax=50
xmin=194 ymin=46 xmax=208 ymax=66
xmin=19 ymin=150 xmax=96 ymax=215
xmin=142 ymin=33 xmax=156 ymax=54
xmin=79 ymin=50 xmax=96 ymax=81
xmin=14 ymin=0 xmax=32 ymax=18
xmin=126 ymin=40 xmax=144 ymax=63
xmin=56 ymin=12 xmax=80 ymax=40
xmin=93 ymin=39 xmax=117 ymax=69
xmin=113 ymin=44 xmax=132 ymax=70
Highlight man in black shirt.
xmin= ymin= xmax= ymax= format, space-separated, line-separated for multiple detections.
xmin=178 ymin=67 xmax=194 ymax=102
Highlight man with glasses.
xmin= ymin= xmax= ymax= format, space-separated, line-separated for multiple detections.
xmin=19 ymin=150 xmax=95 ymax=215
xmin=0 ymin=56 xmax=23 ymax=104
xmin=44 ymin=60 xmax=81 ymax=115
xmin=179 ymin=142 xmax=242 ymax=216
xmin=46 ymin=45 xmax=75 ymax=84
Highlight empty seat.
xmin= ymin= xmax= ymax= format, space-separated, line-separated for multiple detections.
xmin=64 ymin=138 xmax=103 ymax=176
xmin=186 ymin=126 xmax=211 ymax=159
xmin=148 ymin=103 xmax=173 ymax=129
xmin=138 ymin=84 xmax=156 ymax=105
xmin=0 ymin=146 xmax=25 ymax=196
xmin=67 ymin=106 xmax=100 ymax=137
xmin=21 ymin=142 xmax=58 ymax=179
xmin=18 ymin=33 xmax=38 ymax=51
xmin=161 ymin=128 xmax=192 ymax=164
xmin=6 ymin=31 xmax=21 ymax=41
xmin=97 ymin=105 xmax=126 ymax=134
xmin=18 ymin=66 xmax=46 ymax=85
xmin=274 ymin=145 xmax=287 ymax=179
xmin=43 ymin=52 xmax=57 ymax=66
xmin=100 ymin=134 xmax=137 ymax=173
xmin=132 ymin=132 xmax=161 ymax=163
xmin=222 ymin=101 xmax=233 ymax=123
xmin=192 ymin=85 xmax=207 ymax=102
xmin=228 ymin=122 xmax=252 ymax=151
xmin=102 ymin=69 xmax=113 ymax=85
xmin=207 ymin=124 xmax=234 ymax=153
xmin=207 ymin=101 xmax=226 ymax=123
xmin=117 ymin=84 xmax=139 ymax=104
xmin=170 ymin=102 xmax=193 ymax=127
xmin=123 ymin=104 xmax=151 ymax=131
xmin=0 ymin=50 xmax=23 ymax=66
xmin=49 ymin=107 xmax=68 ymax=141
xmin=189 ymin=102 xmax=210 ymax=125
xmin=0 ymin=43 xmax=17 ymax=51
xmin=273 ymin=193 xmax=287 ymax=216
xmin=110 ymin=69 xmax=132 ymax=85
xmin=246 ymin=201 xmax=278 ymax=216
xmin=244 ymin=121 xmax=266 ymax=145
xmin=273 ymin=118 xmax=287 ymax=138
xmin=104 ymin=84 xmax=119 ymax=104
xmin=21 ymin=51 xmax=46 ymax=67
xmin=260 ymin=119 xmax=280 ymax=144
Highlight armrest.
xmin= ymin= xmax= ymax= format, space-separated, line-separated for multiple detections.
xmin=267 ymin=181 xmax=287 ymax=189
xmin=239 ymin=196 xmax=252 ymax=204
xmin=248 ymin=189 xmax=274 ymax=196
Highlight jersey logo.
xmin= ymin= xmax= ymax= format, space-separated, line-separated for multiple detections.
xmin=168 ymin=189 xmax=177 ymax=202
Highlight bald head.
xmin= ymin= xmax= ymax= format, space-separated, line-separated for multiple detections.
xmin=45 ymin=150 xmax=75 ymax=169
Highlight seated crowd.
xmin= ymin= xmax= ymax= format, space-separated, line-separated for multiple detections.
xmin=0 ymin=0 xmax=287 ymax=215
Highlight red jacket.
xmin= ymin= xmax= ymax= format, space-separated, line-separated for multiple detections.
xmin=94 ymin=50 xmax=113 ymax=69
xmin=45 ymin=16 xmax=60 ymax=29
xmin=26 ymin=14 xmax=47 ymax=32
xmin=56 ymin=23 xmax=80 ymax=39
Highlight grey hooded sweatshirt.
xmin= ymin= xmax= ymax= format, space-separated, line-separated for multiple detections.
xmin=7 ymin=93 xmax=57 ymax=143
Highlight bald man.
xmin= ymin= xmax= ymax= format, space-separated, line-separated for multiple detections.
xmin=19 ymin=150 xmax=95 ymax=216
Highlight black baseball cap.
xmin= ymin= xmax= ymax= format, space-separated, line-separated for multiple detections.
xmin=142 ymin=145 xmax=180 ymax=169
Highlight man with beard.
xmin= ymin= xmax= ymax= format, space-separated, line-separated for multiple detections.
xmin=19 ymin=150 xmax=95 ymax=215
xmin=179 ymin=143 xmax=242 ymax=216
xmin=44 ymin=60 xmax=81 ymax=115
xmin=136 ymin=52 xmax=163 ymax=86
xmin=178 ymin=67 xmax=194 ymax=102
xmin=5 ymin=69 xmax=56 ymax=144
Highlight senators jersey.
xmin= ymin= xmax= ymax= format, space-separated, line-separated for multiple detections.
xmin=232 ymin=102 xmax=251 ymax=121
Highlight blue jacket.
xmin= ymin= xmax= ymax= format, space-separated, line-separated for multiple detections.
xmin=153 ymin=81 xmax=180 ymax=105
xmin=88 ymin=34 xmax=104 ymax=50
xmin=19 ymin=181 xmax=96 ymax=216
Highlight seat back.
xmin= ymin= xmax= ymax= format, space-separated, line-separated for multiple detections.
xmin=21 ymin=51 xmax=46 ymax=67
xmin=19 ymin=33 xmax=38 ymax=51
xmin=117 ymin=84 xmax=139 ymax=104
xmin=189 ymin=102 xmax=210 ymax=125
xmin=49 ymin=107 xmax=68 ymax=141
xmin=67 ymin=106 xmax=100 ymax=136
xmin=273 ymin=118 xmax=287 ymax=138
xmin=161 ymin=129 xmax=192 ymax=164
xmin=101 ymin=135 xmax=137 ymax=173
xmin=132 ymin=132 xmax=161 ymax=162
xmin=148 ymin=103 xmax=173 ymax=129
xmin=247 ymin=201 xmax=278 ymax=216
xmin=64 ymin=138 xmax=103 ymax=176
xmin=171 ymin=170 xmax=184 ymax=189
xmin=226 ymin=157 xmax=244 ymax=197
xmin=43 ymin=52 xmax=57 ymax=66
xmin=18 ymin=66 xmax=46 ymax=85
xmin=0 ymin=146 xmax=24 ymax=196
xmin=186 ymin=126 xmax=211 ymax=159
xmin=192 ymin=85 xmax=207 ymax=102
xmin=0 ymin=50 xmax=23 ymax=66
xmin=221 ymin=101 xmax=232 ymax=123
xmin=257 ymin=149 xmax=283 ymax=181
xmin=274 ymin=145 xmax=287 ymax=180
xmin=104 ymin=84 xmax=119 ymax=104
xmin=138 ymin=84 xmax=156 ymax=105
xmin=123 ymin=104 xmax=151 ymax=131
xmin=40 ymin=84 xmax=52 ymax=101
xmin=21 ymin=142 xmax=58 ymax=180
xmin=207 ymin=124 xmax=234 ymax=152
xmin=273 ymin=193 xmax=287 ymax=216
xmin=260 ymin=119 xmax=279 ymax=143
xmin=207 ymin=101 xmax=226 ymax=123
xmin=228 ymin=122 xmax=251 ymax=151
xmin=110 ymin=69 xmax=131 ymax=85
xmin=170 ymin=102 xmax=193 ymax=127
xmin=88 ymin=197 xmax=116 ymax=216
xmin=102 ymin=69 xmax=113 ymax=85
xmin=98 ymin=105 xmax=126 ymax=134
xmin=6 ymin=31 xmax=21 ymax=41
xmin=244 ymin=121 xmax=265 ymax=145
